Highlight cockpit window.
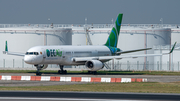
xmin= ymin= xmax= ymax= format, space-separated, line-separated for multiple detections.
xmin=25 ymin=52 xmax=39 ymax=55
xmin=34 ymin=52 xmax=39 ymax=55
xmin=29 ymin=52 xmax=33 ymax=55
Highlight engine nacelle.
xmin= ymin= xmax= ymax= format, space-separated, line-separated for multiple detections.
xmin=85 ymin=60 xmax=104 ymax=71
xmin=35 ymin=64 xmax=48 ymax=70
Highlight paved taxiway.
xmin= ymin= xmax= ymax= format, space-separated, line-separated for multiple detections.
xmin=0 ymin=91 xmax=180 ymax=101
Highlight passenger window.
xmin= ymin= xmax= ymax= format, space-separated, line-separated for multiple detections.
xmin=25 ymin=52 xmax=28 ymax=55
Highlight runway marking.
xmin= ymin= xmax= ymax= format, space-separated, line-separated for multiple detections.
xmin=0 ymin=97 xmax=148 ymax=101
xmin=0 ymin=75 xmax=148 ymax=83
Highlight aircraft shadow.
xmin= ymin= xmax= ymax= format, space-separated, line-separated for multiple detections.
xmin=27 ymin=71 xmax=145 ymax=76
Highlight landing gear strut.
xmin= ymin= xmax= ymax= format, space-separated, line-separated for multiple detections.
xmin=34 ymin=65 xmax=42 ymax=76
xmin=58 ymin=65 xmax=67 ymax=74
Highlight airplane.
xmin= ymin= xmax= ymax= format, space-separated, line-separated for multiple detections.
xmin=3 ymin=13 xmax=176 ymax=76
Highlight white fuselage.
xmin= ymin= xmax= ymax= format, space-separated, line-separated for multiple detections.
xmin=24 ymin=45 xmax=112 ymax=65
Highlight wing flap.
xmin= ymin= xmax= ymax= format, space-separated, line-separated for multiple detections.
xmin=73 ymin=57 xmax=99 ymax=62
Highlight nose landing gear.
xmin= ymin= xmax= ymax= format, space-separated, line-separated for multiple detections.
xmin=34 ymin=64 xmax=48 ymax=76
xmin=34 ymin=65 xmax=42 ymax=76
xmin=36 ymin=70 xmax=42 ymax=76
xmin=58 ymin=65 xmax=67 ymax=74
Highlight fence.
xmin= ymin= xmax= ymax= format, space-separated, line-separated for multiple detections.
xmin=0 ymin=59 xmax=179 ymax=71
xmin=103 ymin=61 xmax=180 ymax=71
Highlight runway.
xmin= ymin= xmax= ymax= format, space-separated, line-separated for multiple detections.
xmin=0 ymin=91 xmax=179 ymax=101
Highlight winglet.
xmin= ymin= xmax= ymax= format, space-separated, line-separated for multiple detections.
xmin=5 ymin=41 xmax=8 ymax=52
xmin=3 ymin=41 xmax=8 ymax=54
xmin=169 ymin=42 xmax=176 ymax=54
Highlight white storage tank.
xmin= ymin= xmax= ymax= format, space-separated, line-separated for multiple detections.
xmin=72 ymin=27 xmax=86 ymax=45
xmin=171 ymin=28 xmax=180 ymax=44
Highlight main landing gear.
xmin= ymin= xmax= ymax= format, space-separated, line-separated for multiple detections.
xmin=58 ymin=65 xmax=67 ymax=74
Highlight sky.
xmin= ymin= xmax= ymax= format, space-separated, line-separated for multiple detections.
xmin=0 ymin=0 xmax=180 ymax=24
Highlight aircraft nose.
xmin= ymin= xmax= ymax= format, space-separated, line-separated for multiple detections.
xmin=24 ymin=55 xmax=33 ymax=64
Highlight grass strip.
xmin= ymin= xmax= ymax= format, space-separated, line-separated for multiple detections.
xmin=0 ymin=70 xmax=180 ymax=75
xmin=0 ymin=82 xmax=180 ymax=93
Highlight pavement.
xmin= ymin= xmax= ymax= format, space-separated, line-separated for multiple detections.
xmin=0 ymin=91 xmax=179 ymax=101
xmin=0 ymin=80 xmax=88 ymax=86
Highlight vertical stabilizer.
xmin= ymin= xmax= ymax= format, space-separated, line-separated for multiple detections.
xmin=105 ymin=13 xmax=123 ymax=47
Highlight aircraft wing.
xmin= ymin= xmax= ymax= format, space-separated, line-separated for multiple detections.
xmin=73 ymin=53 xmax=167 ymax=62
xmin=116 ymin=48 xmax=152 ymax=55
xmin=3 ymin=41 xmax=25 ymax=56
xmin=73 ymin=42 xmax=176 ymax=62
xmin=3 ymin=51 xmax=25 ymax=56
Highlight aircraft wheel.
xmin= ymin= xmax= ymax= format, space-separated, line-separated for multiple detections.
xmin=64 ymin=70 xmax=67 ymax=74
xmin=93 ymin=71 xmax=97 ymax=75
xmin=36 ymin=72 xmax=42 ymax=76
xmin=58 ymin=70 xmax=61 ymax=74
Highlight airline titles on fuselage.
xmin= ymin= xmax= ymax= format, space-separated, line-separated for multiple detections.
xmin=46 ymin=49 xmax=62 ymax=57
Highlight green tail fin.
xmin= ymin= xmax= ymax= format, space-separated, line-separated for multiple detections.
xmin=5 ymin=41 xmax=8 ymax=52
xmin=105 ymin=13 xmax=123 ymax=47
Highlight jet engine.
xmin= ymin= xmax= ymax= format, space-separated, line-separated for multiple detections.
xmin=85 ymin=60 xmax=104 ymax=71
xmin=34 ymin=64 xmax=48 ymax=70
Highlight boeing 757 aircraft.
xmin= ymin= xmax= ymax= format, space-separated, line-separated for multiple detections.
xmin=3 ymin=14 xmax=176 ymax=75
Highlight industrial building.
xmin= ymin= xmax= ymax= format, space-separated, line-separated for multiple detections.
xmin=0 ymin=24 xmax=179 ymax=71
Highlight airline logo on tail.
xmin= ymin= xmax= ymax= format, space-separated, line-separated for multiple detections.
xmin=104 ymin=14 xmax=123 ymax=54
xmin=105 ymin=14 xmax=123 ymax=48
